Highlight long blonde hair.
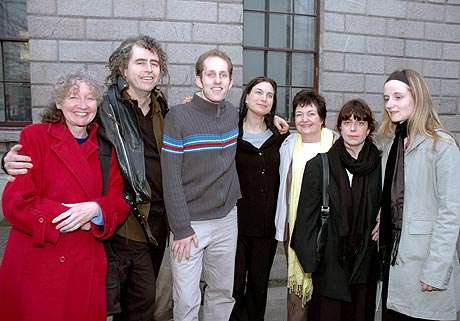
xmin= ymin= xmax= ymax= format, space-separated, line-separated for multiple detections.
xmin=378 ymin=69 xmax=444 ymax=143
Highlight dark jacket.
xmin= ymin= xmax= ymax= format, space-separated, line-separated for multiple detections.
xmin=291 ymin=151 xmax=381 ymax=302
xmin=98 ymin=76 xmax=168 ymax=242
xmin=236 ymin=125 xmax=288 ymax=238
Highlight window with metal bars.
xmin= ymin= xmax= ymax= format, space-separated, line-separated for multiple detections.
xmin=243 ymin=0 xmax=319 ymax=120
xmin=0 ymin=0 xmax=31 ymax=126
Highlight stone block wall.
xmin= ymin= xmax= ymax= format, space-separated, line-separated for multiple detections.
xmin=320 ymin=0 xmax=460 ymax=140
xmin=26 ymin=0 xmax=243 ymax=117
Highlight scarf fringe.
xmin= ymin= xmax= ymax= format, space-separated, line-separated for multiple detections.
xmin=287 ymin=275 xmax=313 ymax=307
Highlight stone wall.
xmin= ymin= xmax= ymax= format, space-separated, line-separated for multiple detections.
xmin=320 ymin=0 xmax=460 ymax=140
xmin=26 ymin=0 xmax=243 ymax=118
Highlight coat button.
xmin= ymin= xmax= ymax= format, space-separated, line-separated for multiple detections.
xmin=259 ymin=152 xmax=263 ymax=156
xmin=59 ymin=256 xmax=66 ymax=263
xmin=261 ymin=170 xmax=266 ymax=174
xmin=38 ymin=217 xmax=44 ymax=223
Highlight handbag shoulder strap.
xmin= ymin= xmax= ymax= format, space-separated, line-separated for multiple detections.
xmin=320 ymin=153 xmax=330 ymax=222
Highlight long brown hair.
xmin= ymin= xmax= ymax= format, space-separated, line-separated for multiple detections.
xmin=239 ymin=76 xmax=277 ymax=127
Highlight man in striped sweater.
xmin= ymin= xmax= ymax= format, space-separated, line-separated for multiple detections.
xmin=161 ymin=49 xmax=241 ymax=321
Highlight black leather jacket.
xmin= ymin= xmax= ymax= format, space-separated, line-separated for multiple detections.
xmin=98 ymin=76 xmax=168 ymax=204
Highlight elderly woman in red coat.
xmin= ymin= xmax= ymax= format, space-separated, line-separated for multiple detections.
xmin=0 ymin=71 xmax=130 ymax=321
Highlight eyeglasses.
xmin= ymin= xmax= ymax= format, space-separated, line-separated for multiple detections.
xmin=342 ymin=120 xmax=367 ymax=128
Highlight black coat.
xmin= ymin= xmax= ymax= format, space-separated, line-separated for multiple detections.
xmin=291 ymin=151 xmax=381 ymax=302
xmin=236 ymin=126 xmax=288 ymax=238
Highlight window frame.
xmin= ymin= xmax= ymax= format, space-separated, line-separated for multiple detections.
xmin=243 ymin=0 xmax=321 ymax=122
xmin=0 ymin=35 xmax=31 ymax=127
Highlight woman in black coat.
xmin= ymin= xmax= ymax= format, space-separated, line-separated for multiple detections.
xmin=291 ymin=99 xmax=381 ymax=321
xmin=230 ymin=76 xmax=289 ymax=321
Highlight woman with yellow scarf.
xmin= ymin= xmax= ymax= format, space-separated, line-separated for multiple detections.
xmin=274 ymin=90 xmax=337 ymax=320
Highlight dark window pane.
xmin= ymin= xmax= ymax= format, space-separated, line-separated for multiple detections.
xmin=292 ymin=53 xmax=314 ymax=87
xmin=0 ymin=0 xmax=27 ymax=38
xmin=0 ymin=84 xmax=4 ymax=121
xmin=267 ymin=51 xmax=288 ymax=86
xmin=244 ymin=12 xmax=265 ymax=47
xmin=0 ymin=42 xmax=3 ymax=81
xmin=294 ymin=0 xmax=315 ymax=15
xmin=243 ymin=50 xmax=264 ymax=84
xmin=276 ymin=86 xmax=290 ymax=120
xmin=269 ymin=14 xmax=291 ymax=49
xmin=4 ymin=41 xmax=29 ymax=82
xmin=244 ymin=0 xmax=265 ymax=10
xmin=5 ymin=82 xmax=31 ymax=121
xmin=269 ymin=0 xmax=291 ymax=13
xmin=293 ymin=16 xmax=315 ymax=50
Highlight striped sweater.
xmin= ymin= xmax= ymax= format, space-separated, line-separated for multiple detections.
xmin=161 ymin=94 xmax=241 ymax=240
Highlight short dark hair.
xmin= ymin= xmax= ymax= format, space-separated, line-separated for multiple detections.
xmin=336 ymin=99 xmax=376 ymax=135
xmin=239 ymin=76 xmax=278 ymax=127
xmin=195 ymin=49 xmax=233 ymax=79
xmin=106 ymin=35 xmax=168 ymax=86
xmin=292 ymin=90 xmax=327 ymax=127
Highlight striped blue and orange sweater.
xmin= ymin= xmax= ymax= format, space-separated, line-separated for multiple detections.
xmin=161 ymin=94 xmax=241 ymax=240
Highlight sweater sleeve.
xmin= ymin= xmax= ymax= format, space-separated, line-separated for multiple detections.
xmin=161 ymin=110 xmax=195 ymax=240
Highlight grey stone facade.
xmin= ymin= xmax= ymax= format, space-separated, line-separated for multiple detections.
xmin=320 ymin=0 xmax=460 ymax=141
xmin=0 ymin=0 xmax=459 ymax=218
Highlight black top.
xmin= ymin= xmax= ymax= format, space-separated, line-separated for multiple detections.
xmin=236 ymin=125 xmax=288 ymax=238
xmin=126 ymin=97 xmax=165 ymax=217
xmin=291 ymin=150 xmax=381 ymax=302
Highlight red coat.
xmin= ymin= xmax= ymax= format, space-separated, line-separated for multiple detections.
xmin=0 ymin=122 xmax=129 ymax=321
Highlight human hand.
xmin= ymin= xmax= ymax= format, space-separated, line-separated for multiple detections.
xmin=4 ymin=144 xmax=33 ymax=181
xmin=371 ymin=210 xmax=380 ymax=242
xmin=274 ymin=115 xmax=289 ymax=134
xmin=52 ymin=202 xmax=101 ymax=233
xmin=172 ymin=234 xmax=198 ymax=262
xmin=81 ymin=222 xmax=92 ymax=231
xmin=182 ymin=96 xmax=193 ymax=104
xmin=420 ymin=281 xmax=440 ymax=292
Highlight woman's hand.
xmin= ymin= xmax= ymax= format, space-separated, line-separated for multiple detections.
xmin=420 ymin=281 xmax=441 ymax=292
xmin=52 ymin=202 xmax=101 ymax=233
xmin=274 ymin=115 xmax=289 ymax=134
xmin=371 ymin=210 xmax=380 ymax=242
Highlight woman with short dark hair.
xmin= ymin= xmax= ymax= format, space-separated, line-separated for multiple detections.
xmin=291 ymin=99 xmax=381 ymax=321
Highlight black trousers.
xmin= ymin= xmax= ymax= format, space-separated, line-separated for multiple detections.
xmin=230 ymin=235 xmax=277 ymax=321
xmin=107 ymin=215 xmax=168 ymax=321
xmin=307 ymin=282 xmax=377 ymax=321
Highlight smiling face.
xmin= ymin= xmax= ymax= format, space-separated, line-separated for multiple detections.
xmin=383 ymin=80 xmax=415 ymax=123
xmin=195 ymin=56 xmax=233 ymax=103
xmin=294 ymin=103 xmax=323 ymax=142
xmin=57 ymin=81 xmax=98 ymax=138
xmin=245 ymin=81 xmax=275 ymax=117
xmin=123 ymin=45 xmax=160 ymax=97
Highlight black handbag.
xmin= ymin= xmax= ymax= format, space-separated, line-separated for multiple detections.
xmin=316 ymin=153 xmax=330 ymax=256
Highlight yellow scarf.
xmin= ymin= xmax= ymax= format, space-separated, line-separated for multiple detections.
xmin=287 ymin=127 xmax=335 ymax=306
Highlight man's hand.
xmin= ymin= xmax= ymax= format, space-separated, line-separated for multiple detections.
xmin=52 ymin=202 xmax=100 ymax=233
xmin=274 ymin=115 xmax=289 ymax=134
xmin=4 ymin=144 xmax=33 ymax=182
xmin=172 ymin=234 xmax=199 ymax=263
